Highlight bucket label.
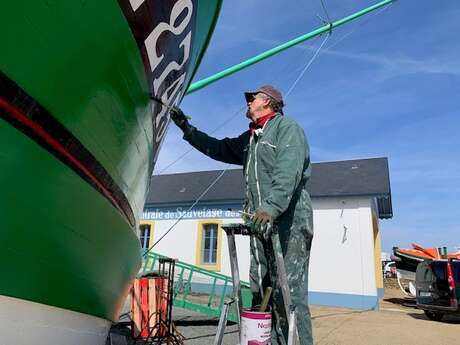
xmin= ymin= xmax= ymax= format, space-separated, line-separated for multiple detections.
xmin=240 ymin=312 xmax=271 ymax=345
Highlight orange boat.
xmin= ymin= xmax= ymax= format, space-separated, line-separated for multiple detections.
xmin=392 ymin=244 xmax=460 ymax=296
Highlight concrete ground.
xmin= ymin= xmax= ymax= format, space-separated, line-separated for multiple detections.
xmin=171 ymin=281 xmax=460 ymax=345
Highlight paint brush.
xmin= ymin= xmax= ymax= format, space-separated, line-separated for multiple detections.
xmin=150 ymin=95 xmax=192 ymax=120
xmin=259 ymin=287 xmax=273 ymax=312
xmin=227 ymin=208 xmax=254 ymax=218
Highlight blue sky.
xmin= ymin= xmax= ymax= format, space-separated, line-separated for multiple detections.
xmin=154 ymin=0 xmax=460 ymax=253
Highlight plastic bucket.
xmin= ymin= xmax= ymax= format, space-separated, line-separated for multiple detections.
xmin=240 ymin=310 xmax=272 ymax=345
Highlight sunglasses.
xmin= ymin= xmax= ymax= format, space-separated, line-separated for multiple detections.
xmin=249 ymin=93 xmax=268 ymax=102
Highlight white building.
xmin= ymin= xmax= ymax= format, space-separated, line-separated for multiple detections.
xmin=141 ymin=157 xmax=392 ymax=310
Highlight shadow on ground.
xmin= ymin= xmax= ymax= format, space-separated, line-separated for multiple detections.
xmin=312 ymin=310 xmax=367 ymax=320
xmin=407 ymin=312 xmax=460 ymax=324
xmin=383 ymin=297 xmax=418 ymax=308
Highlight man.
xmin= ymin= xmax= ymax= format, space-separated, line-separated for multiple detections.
xmin=170 ymin=85 xmax=313 ymax=345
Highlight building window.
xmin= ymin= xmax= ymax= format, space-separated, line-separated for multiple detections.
xmin=139 ymin=221 xmax=154 ymax=251
xmin=196 ymin=220 xmax=222 ymax=271
xmin=202 ymin=223 xmax=218 ymax=264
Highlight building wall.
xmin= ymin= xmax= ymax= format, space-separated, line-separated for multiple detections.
xmin=141 ymin=205 xmax=251 ymax=283
xmin=141 ymin=196 xmax=381 ymax=310
xmin=372 ymin=204 xmax=385 ymax=298
xmin=308 ymin=196 xmax=378 ymax=309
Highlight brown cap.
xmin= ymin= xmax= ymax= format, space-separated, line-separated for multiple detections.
xmin=245 ymin=85 xmax=284 ymax=106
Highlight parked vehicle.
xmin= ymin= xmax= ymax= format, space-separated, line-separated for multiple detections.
xmin=383 ymin=261 xmax=396 ymax=278
xmin=415 ymin=259 xmax=460 ymax=321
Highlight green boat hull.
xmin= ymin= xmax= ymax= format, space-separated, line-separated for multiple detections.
xmin=0 ymin=0 xmax=222 ymax=323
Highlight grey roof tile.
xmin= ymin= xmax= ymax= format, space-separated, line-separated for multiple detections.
xmin=145 ymin=157 xmax=392 ymax=218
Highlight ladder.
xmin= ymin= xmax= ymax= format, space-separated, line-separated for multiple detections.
xmin=141 ymin=252 xmax=252 ymax=322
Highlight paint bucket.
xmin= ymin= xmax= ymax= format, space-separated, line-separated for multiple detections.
xmin=240 ymin=310 xmax=272 ymax=345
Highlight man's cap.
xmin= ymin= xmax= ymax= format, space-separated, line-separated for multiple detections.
xmin=244 ymin=85 xmax=284 ymax=106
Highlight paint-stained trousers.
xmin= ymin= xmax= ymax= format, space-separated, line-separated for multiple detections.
xmin=250 ymin=225 xmax=313 ymax=345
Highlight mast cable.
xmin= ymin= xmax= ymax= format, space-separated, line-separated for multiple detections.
xmin=319 ymin=0 xmax=332 ymax=25
xmin=285 ymin=33 xmax=330 ymax=98
xmin=144 ymin=167 xmax=229 ymax=254
xmin=323 ymin=3 xmax=390 ymax=52
xmin=157 ymin=106 xmax=246 ymax=174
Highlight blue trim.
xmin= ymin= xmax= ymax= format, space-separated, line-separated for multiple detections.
xmin=377 ymin=288 xmax=384 ymax=298
xmin=191 ymin=282 xmax=236 ymax=296
xmin=309 ymin=291 xmax=379 ymax=310
xmin=189 ymin=283 xmax=379 ymax=310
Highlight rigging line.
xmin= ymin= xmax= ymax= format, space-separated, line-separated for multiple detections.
xmin=284 ymin=2 xmax=389 ymax=99
xmin=319 ymin=0 xmax=332 ymax=25
xmin=323 ymin=3 xmax=390 ymax=53
xmin=144 ymin=167 xmax=230 ymax=254
xmin=156 ymin=105 xmax=246 ymax=174
xmin=285 ymin=32 xmax=330 ymax=98
xmin=273 ymin=35 xmax=322 ymax=86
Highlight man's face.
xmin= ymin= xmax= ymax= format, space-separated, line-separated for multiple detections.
xmin=246 ymin=93 xmax=270 ymax=120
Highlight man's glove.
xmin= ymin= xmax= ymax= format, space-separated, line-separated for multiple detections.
xmin=170 ymin=106 xmax=190 ymax=132
xmin=251 ymin=210 xmax=273 ymax=238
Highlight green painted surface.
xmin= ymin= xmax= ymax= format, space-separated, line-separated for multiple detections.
xmin=1 ymin=0 xmax=223 ymax=221
xmin=1 ymin=0 xmax=152 ymax=219
xmin=0 ymin=120 xmax=141 ymax=320
xmin=0 ymin=0 xmax=222 ymax=320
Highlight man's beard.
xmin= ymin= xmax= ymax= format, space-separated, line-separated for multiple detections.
xmin=246 ymin=107 xmax=252 ymax=119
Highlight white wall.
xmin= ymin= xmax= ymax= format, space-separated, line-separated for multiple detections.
xmin=309 ymin=196 xmax=377 ymax=297
xmin=150 ymin=217 xmax=252 ymax=281
xmin=143 ymin=195 xmax=378 ymax=298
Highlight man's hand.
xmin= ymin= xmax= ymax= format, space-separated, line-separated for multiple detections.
xmin=253 ymin=210 xmax=272 ymax=227
xmin=251 ymin=210 xmax=273 ymax=238
xmin=170 ymin=106 xmax=190 ymax=131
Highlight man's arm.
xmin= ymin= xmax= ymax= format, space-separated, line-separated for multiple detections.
xmin=170 ymin=106 xmax=249 ymax=165
xmin=183 ymin=126 xmax=249 ymax=165
xmin=258 ymin=120 xmax=308 ymax=219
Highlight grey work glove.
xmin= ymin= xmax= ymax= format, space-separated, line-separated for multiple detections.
xmin=170 ymin=106 xmax=190 ymax=132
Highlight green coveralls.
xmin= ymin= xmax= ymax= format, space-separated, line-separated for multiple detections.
xmin=183 ymin=113 xmax=313 ymax=345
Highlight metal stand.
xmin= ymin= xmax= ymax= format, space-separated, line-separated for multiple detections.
xmin=147 ymin=258 xmax=185 ymax=345
xmin=214 ymin=223 xmax=298 ymax=345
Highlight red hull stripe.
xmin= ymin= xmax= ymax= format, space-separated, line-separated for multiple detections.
xmin=0 ymin=73 xmax=135 ymax=227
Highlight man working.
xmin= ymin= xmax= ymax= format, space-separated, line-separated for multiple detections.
xmin=169 ymin=85 xmax=313 ymax=345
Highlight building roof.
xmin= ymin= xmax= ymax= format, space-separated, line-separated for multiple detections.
xmin=145 ymin=157 xmax=392 ymax=219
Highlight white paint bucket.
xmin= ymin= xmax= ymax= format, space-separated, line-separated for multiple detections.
xmin=240 ymin=310 xmax=272 ymax=345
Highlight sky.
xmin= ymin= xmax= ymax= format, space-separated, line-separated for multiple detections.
xmin=154 ymin=0 xmax=460 ymax=253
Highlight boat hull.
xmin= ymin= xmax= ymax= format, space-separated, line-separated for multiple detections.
xmin=0 ymin=0 xmax=222 ymax=341
xmin=0 ymin=116 xmax=141 ymax=320
xmin=392 ymin=251 xmax=423 ymax=275
xmin=0 ymin=295 xmax=111 ymax=345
